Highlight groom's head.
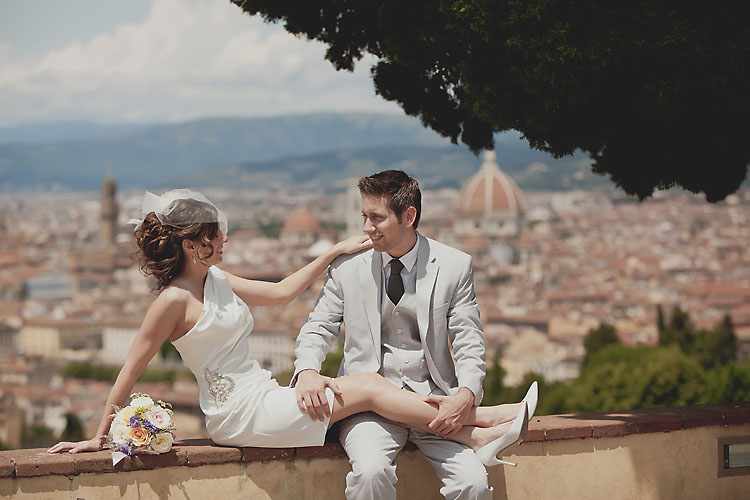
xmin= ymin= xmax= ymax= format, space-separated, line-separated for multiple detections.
xmin=358 ymin=170 xmax=421 ymax=256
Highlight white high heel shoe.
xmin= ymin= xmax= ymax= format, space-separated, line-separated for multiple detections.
xmin=475 ymin=403 xmax=529 ymax=467
xmin=522 ymin=381 xmax=538 ymax=422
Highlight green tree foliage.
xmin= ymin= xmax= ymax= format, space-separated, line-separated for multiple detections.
xmin=715 ymin=315 xmax=738 ymax=363
xmin=705 ymin=362 xmax=750 ymax=403
xmin=482 ymin=364 xmax=568 ymax=416
xmin=485 ymin=356 xmax=505 ymax=403
xmin=257 ymin=221 xmax=283 ymax=239
xmin=274 ymin=340 xmax=344 ymax=386
xmin=691 ymin=316 xmax=737 ymax=369
xmin=320 ymin=340 xmax=344 ymax=377
xmin=583 ymin=322 xmax=619 ymax=364
xmin=21 ymin=424 xmax=57 ymax=449
xmin=659 ymin=305 xmax=695 ymax=351
xmin=61 ymin=362 xmax=119 ymax=381
xmin=656 ymin=304 xmax=666 ymax=332
xmin=159 ymin=340 xmax=181 ymax=361
xmin=658 ymin=307 xmax=737 ymax=368
xmin=564 ymin=345 xmax=706 ymax=412
xmin=537 ymin=379 xmax=572 ymax=416
xmin=138 ymin=368 xmax=177 ymax=384
xmin=484 ymin=311 xmax=747 ymax=414
xmin=61 ymin=362 xmax=176 ymax=384
xmin=231 ymin=1 xmax=749 ymax=201
xmin=482 ymin=355 xmax=513 ymax=406
xmin=60 ymin=413 xmax=85 ymax=442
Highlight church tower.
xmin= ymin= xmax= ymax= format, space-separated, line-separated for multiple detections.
xmin=100 ymin=177 xmax=118 ymax=249
xmin=345 ymin=177 xmax=363 ymax=237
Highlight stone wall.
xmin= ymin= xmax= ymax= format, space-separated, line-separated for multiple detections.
xmin=2 ymin=403 xmax=750 ymax=499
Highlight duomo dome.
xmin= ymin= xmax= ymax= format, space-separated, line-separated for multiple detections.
xmin=458 ymin=150 xmax=526 ymax=217
xmin=280 ymin=208 xmax=320 ymax=246
xmin=455 ymin=150 xmax=526 ymax=265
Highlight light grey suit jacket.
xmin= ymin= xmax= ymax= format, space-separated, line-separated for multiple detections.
xmin=293 ymin=233 xmax=486 ymax=406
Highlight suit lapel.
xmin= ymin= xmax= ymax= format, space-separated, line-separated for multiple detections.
xmin=359 ymin=250 xmax=382 ymax=360
xmin=416 ymin=234 xmax=438 ymax=344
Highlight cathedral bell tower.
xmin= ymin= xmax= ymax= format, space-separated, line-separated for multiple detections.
xmin=100 ymin=177 xmax=119 ymax=249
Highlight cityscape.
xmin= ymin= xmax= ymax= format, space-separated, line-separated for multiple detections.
xmin=0 ymin=151 xmax=747 ymax=449
xmin=2 ymin=2 xmax=749 ymax=498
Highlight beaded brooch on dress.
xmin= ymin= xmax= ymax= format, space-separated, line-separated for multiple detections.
xmin=205 ymin=368 xmax=235 ymax=406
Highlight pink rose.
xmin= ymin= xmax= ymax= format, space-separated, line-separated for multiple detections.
xmin=146 ymin=406 xmax=172 ymax=430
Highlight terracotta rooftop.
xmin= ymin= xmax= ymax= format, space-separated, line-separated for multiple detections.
xmin=22 ymin=318 xmax=98 ymax=328
xmin=281 ymin=208 xmax=319 ymax=233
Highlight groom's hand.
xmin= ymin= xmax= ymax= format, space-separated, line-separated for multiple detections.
xmin=425 ymin=387 xmax=474 ymax=438
xmin=295 ymin=369 xmax=330 ymax=421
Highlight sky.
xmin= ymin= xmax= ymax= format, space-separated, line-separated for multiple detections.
xmin=0 ymin=0 xmax=399 ymax=126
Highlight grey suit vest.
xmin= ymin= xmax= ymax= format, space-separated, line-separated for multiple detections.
xmin=379 ymin=268 xmax=439 ymax=396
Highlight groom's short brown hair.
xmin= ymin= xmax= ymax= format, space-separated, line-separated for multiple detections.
xmin=358 ymin=170 xmax=421 ymax=229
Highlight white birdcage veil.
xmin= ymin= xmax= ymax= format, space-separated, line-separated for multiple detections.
xmin=128 ymin=189 xmax=228 ymax=235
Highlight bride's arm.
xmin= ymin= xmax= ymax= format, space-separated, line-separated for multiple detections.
xmin=48 ymin=291 xmax=184 ymax=454
xmin=223 ymin=235 xmax=371 ymax=306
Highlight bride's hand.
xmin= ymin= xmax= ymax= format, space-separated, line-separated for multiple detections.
xmin=47 ymin=437 xmax=102 ymax=454
xmin=323 ymin=376 xmax=343 ymax=397
xmin=333 ymin=235 xmax=373 ymax=256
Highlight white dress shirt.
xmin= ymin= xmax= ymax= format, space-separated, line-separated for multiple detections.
xmin=381 ymin=234 xmax=419 ymax=292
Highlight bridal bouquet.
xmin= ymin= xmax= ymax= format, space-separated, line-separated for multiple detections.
xmin=108 ymin=392 xmax=176 ymax=464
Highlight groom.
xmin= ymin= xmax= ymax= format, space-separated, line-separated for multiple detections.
xmin=292 ymin=170 xmax=490 ymax=500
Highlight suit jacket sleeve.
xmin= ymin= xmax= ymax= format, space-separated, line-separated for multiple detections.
xmin=448 ymin=255 xmax=486 ymax=406
xmin=290 ymin=260 xmax=345 ymax=386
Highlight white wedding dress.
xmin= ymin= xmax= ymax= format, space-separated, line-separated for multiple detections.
xmin=172 ymin=266 xmax=333 ymax=447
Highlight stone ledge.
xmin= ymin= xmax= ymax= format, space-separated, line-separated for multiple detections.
xmin=533 ymin=402 xmax=750 ymax=441
xmin=2 ymin=402 xmax=748 ymax=479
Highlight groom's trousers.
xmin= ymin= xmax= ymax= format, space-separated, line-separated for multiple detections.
xmin=340 ymin=412 xmax=493 ymax=500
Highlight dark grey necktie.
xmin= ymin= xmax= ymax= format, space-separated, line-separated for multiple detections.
xmin=387 ymin=259 xmax=405 ymax=304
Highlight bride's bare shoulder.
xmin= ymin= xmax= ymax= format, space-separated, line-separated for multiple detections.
xmin=153 ymin=283 xmax=192 ymax=308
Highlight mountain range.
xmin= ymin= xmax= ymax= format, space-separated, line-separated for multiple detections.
xmin=0 ymin=113 xmax=604 ymax=192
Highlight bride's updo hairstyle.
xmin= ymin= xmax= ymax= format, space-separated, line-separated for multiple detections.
xmin=135 ymin=198 xmax=220 ymax=293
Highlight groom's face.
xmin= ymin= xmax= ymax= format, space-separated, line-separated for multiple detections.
xmin=361 ymin=195 xmax=416 ymax=257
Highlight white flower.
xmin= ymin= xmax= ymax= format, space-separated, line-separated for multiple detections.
xmin=111 ymin=423 xmax=130 ymax=446
xmin=113 ymin=406 xmax=136 ymax=427
xmin=130 ymin=395 xmax=154 ymax=410
xmin=145 ymin=405 xmax=171 ymax=430
xmin=150 ymin=432 xmax=174 ymax=454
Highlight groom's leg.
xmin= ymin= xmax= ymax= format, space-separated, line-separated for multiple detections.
xmin=410 ymin=429 xmax=493 ymax=500
xmin=339 ymin=412 xmax=408 ymax=500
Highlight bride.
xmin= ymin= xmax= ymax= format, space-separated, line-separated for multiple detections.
xmin=48 ymin=190 xmax=535 ymax=466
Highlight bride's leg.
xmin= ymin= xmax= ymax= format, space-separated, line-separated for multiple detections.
xmin=474 ymin=403 xmax=525 ymax=427
xmin=330 ymin=373 xmax=521 ymax=427
xmin=329 ymin=372 xmax=440 ymax=425
xmin=328 ymin=373 xmax=518 ymax=450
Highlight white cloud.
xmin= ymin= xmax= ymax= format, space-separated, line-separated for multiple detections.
xmin=0 ymin=0 xmax=397 ymax=125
